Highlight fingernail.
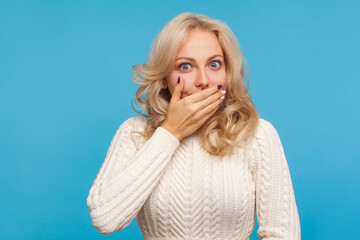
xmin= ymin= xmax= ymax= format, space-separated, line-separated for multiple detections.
xmin=221 ymin=90 xmax=226 ymax=95
xmin=221 ymin=95 xmax=225 ymax=100
xmin=177 ymin=76 xmax=180 ymax=84
xmin=217 ymin=85 xmax=222 ymax=89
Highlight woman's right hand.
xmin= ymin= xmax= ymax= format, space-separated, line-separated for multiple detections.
xmin=161 ymin=76 xmax=226 ymax=141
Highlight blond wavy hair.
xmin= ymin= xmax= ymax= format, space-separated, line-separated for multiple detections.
xmin=131 ymin=12 xmax=259 ymax=157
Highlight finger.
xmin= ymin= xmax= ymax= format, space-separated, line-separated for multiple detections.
xmin=199 ymin=103 xmax=220 ymax=126
xmin=170 ymin=76 xmax=183 ymax=104
xmin=197 ymin=95 xmax=223 ymax=119
xmin=195 ymin=89 xmax=225 ymax=111
xmin=187 ymin=84 xmax=222 ymax=103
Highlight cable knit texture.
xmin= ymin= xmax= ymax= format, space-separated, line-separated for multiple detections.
xmin=87 ymin=116 xmax=301 ymax=239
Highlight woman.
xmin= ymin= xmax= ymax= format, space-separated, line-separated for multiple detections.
xmin=87 ymin=12 xmax=301 ymax=240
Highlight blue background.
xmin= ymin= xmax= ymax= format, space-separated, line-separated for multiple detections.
xmin=1 ymin=0 xmax=359 ymax=239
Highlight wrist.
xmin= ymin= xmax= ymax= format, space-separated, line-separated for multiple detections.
xmin=161 ymin=123 xmax=182 ymax=141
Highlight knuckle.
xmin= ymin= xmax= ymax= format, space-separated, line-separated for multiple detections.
xmin=193 ymin=111 xmax=200 ymax=120
xmin=183 ymin=98 xmax=190 ymax=106
xmin=201 ymin=91 xmax=207 ymax=98
xmin=189 ymin=107 xmax=196 ymax=115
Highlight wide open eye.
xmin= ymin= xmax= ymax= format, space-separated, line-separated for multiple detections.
xmin=178 ymin=63 xmax=192 ymax=71
xmin=210 ymin=61 xmax=221 ymax=69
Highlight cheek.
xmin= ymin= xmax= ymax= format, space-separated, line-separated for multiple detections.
xmin=209 ymin=70 xmax=226 ymax=85
xmin=166 ymin=72 xmax=180 ymax=96
xmin=168 ymin=71 xmax=197 ymax=94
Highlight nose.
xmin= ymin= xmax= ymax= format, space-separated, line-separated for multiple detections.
xmin=195 ymin=68 xmax=210 ymax=89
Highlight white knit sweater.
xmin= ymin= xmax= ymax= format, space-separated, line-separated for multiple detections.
xmin=87 ymin=116 xmax=301 ymax=239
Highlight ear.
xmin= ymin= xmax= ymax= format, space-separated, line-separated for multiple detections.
xmin=162 ymin=78 xmax=168 ymax=89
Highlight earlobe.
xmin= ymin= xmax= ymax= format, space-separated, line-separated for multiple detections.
xmin=162 ymin=79 xmax=168 ymax=89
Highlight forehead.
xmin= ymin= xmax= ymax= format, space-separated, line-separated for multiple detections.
xmin=176 ymin=28 xmax=223 ymax=57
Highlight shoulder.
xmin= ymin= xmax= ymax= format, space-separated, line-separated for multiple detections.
xmin=114 ymin=115 xmax=150 ymax=149
xmin=253 ymin=118 xmax=280 ymax=141
xmin=117 ymin=115 xmax=149 ymax=132
xmin=249 ymin=118 xmax=285 ymax=169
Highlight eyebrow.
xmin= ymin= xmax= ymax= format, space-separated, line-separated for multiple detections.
xmin=175 ymin=54 xmax=224 ymax=62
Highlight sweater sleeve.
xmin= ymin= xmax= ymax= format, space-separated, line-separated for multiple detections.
xmin=86 ymin=116 xmax=180 ymax=235
xmin=252 ymin=119 xmax=301 ymax=240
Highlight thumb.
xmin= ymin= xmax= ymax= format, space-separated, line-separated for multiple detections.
xmin=170 ymin=76 xmax=183 ymax=103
